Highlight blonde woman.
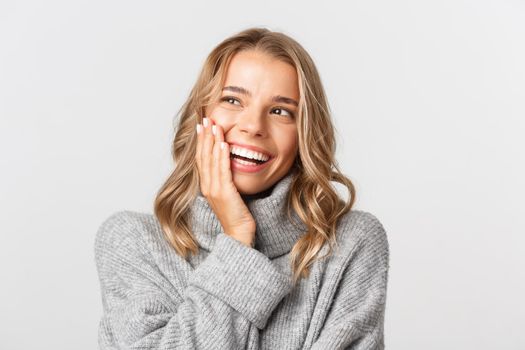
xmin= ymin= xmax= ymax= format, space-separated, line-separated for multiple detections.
xmin=94 ymin=27 xmax=390 ymax=349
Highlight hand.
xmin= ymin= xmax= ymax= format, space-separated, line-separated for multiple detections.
xmin=195 ymin=116 xmax=256 ymax=247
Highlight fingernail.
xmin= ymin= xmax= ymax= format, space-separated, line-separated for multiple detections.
xmin=212 ymin=125 xmax=216 ymax=135
xmin=221 ymin=141 xmax=226 ymax=150
xmin=196 ymin=124 xmax=202 ymax=134
xmin=203 ymin=118 xmax=208 ymax=127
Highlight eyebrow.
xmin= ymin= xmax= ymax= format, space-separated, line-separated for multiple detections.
xmin=222 ymin=86 xmax=299 ymax=107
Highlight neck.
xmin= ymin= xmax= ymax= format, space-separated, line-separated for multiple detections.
xmin=240 ymin=183 xmax=277 ymax=201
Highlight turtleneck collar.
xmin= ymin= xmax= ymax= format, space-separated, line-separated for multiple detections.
xmin=190 ymin=170 xmax=307 ymax=259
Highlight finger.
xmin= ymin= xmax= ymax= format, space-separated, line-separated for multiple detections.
xmin=201 ymin=117 xmax=213 ymax=195
xmin=220 ymin=138 xmax=233 ymax=185
xmin=195 ymin=120 xmax=203 ymax=177
xmin=212 ymin=123 xmax=224 ymax=195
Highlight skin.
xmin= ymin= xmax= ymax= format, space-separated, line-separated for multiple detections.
xmin=195 ymin=49 xmax=300 ymax=247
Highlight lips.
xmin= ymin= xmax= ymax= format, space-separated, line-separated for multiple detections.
xmin=227 ymin=141 xmax=274 ymax=159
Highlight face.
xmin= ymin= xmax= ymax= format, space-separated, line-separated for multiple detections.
xmin=204 ymin=50 xmax=299 ymax=195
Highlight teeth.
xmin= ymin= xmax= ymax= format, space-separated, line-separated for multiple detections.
xmin=229 ymin=146 xmax=270 ymax=161
xmin=233 ymin=158 xmax=260 ymax=166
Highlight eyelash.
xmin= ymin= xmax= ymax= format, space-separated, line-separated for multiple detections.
xmin=220 ymin=96 xmax=295 ymax=119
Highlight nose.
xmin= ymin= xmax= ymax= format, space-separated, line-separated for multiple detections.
xmin=236 ymin=109 xmax=267 ymax=138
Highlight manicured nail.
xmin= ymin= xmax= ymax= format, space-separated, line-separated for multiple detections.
xmin=212 ymin=125 xmax=216 ymax=135
xmin=203 ymin=118 xmax=208 ymax=127
xmin=221 ymin=141 xmax=226 ymax=150
xmin=196 ymin=124 xmax=202 ymax=134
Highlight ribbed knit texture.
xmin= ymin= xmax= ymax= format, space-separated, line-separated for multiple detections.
xmin=94 ymin=171 xmax=390 ymax=349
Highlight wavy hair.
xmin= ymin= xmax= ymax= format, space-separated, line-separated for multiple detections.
xmin=154 ymin=26 xmax=356 ymax=285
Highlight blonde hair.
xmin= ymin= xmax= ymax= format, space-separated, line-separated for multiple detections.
xmin=154 ymin=26 xmax=356 ymax=285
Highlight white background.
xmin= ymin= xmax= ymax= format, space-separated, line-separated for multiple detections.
xmin=1 ymin=0 xmax=524 ymax=349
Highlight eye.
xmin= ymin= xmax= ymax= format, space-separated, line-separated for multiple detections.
xmin=221 ymin=96 xmax=241 ymax=106
xmin=220 ymin=96 xmax=295 ymax=119
xmin=272 ymin=107 xmax=295 ymax=119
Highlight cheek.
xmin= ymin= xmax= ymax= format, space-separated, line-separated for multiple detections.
xmin=204 ymin=102 xmax=225 ymax=119
xmin=209 ymin=115 xmax=228 ymax=128
xmin=208 ymin=106 xmax=245 ymax=132
xmin=277 ymin=130 xmax=298 ymax=159
xmin=204 ymin=105 xmax=222 ymax=122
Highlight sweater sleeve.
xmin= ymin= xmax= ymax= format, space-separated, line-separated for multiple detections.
xmin=310 ymin=213 xmax=390 ymax=350
xmin=94 ymin=211 xmax=293 ymax=350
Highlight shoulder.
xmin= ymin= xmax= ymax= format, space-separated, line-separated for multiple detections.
xmin=334 ymin=209 xmax=389 ymax=261
xmin=94 ymin=210 xmax=159 ymax=257
xmin=337 ymin=209 xmax=388 ymax=241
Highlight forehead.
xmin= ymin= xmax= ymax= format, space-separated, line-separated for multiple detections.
xmin=223 ymin=50 xmax=299 ymax=99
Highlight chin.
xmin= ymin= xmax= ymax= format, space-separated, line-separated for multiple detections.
xmin=233 ymin=178 xmax=265 ymax=196
xmin=231 ymin=164 xmax=293 ymax=196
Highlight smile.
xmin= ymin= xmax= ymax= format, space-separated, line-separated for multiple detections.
xmin=229 ymin=151 xmax=274 ymax=173
xmin=229 ymin=146 xmax=270 ymax=164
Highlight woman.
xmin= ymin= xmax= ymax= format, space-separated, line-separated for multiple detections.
xmin=95 ymin=27 xmax=390 ymax=349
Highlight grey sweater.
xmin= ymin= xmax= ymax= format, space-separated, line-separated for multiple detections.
xmin=94 ymin=171 xmax=390 ymax=349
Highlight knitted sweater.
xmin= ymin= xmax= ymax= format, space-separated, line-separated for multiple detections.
xmin=94 ymin=171 xmax=390 ymax=349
